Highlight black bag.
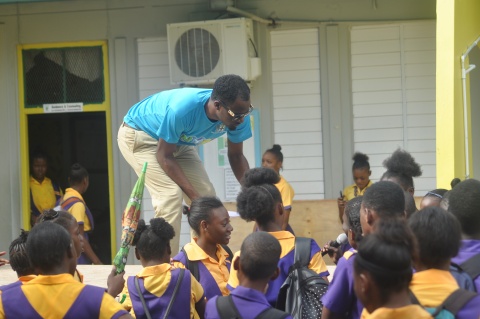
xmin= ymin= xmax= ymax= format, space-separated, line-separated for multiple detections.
xmin=276 ymin=237 xmax=329 ymax=319
xmin=216 ymin=295 xmax=290 ymax=319
xmin=450 ymin=253 xmax=480 ymax=292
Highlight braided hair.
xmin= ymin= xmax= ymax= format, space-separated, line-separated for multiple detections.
xmin=9 ymin=230 xmax=33 ymax=276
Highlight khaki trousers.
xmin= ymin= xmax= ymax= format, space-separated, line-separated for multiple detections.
xmin=117 ymin=124 xmax=215 ymax=253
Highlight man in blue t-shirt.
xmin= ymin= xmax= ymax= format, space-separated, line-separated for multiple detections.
xmin=118 ymin=74 xmax=253 ymax=253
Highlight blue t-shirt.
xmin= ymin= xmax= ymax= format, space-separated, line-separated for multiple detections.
xmin=124 ymin=88 xmax=252 ymax=146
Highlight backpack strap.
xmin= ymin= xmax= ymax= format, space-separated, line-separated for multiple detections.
xmin=460 ymin=253 xmax=480 ymax=280
xmin=216 ymin=295 xmax=242 ymax=319
xmin=256 ymin=307 xmax=290 ymax=319
xmin=432 ymin=288 xmax=478 ymax=316
xmin=294 ymin=237 xmax=312 ymax=268
xmin=181 ymin=247 xmax=200 ymax=282
xmin=163 ymin=268 xmax=185 ymax=319
xmin=408 ymin=289 xmax=421 ymax=305
xmin=221 ymin=244 xmax=234 ymax=263
xmin=134 ymin=276 xmax=152 ymax=319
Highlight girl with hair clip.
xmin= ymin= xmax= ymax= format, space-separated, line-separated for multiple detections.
xmin=0 ymin=222 xmax=132 ymax=319
xmin=262 ymin=144 xmax=295 ymax=233
xmin=122 ymin=218 xmax=206 ymax=319
xmin=0 ymin=230 xmax=35 ymax=293
xmin=354 ymin=219 xmax=431 ymax=319
xmin=380 ymin=148 xmax=422 ymax=195
xmin=322 ymin=196 xmax=364 ymax=319
xmin=37 ymin=209 xmax=124 ymax=296
xmin=228 ymin=167 xmax=329 ymax=307
xmin=59 ymin=163 xmax=102 ymax=265
xmin=338 ymin=153 xmax=372 ymax=222
xmin=172 ymin=196 xmax=233 ymax=300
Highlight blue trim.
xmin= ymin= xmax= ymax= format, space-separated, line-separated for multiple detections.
xmin=252 ymin=109 xmax=261 ymax=167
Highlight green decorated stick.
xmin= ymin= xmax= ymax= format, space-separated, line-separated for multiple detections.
xmin=113 ymin=162 xmax=147 ymax=274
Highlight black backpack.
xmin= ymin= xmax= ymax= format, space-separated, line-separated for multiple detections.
xmin=181 ymin=244 xmax=234 ymax=281
xmin=276 ymin=237 xmax=329 ymax=319
xmin=450 ymin=253 xmax=480 ymax=292
xmin=216 ymin=295 xmax=289 ymax=319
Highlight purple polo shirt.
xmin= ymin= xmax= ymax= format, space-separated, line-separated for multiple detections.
xmin=205 ymin=286 xmax=293 ymax=319
xmin=321 ymin=248 xmax=363 ymax=319
xmin=451 ymin=239 xmax=480 ymax=292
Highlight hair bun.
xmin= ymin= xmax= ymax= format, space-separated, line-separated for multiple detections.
xmin=272 ymin=144 xmax=282 ymax=152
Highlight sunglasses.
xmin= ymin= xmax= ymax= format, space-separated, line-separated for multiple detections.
xmin=218 ymin=100 xmax=254 ymax=121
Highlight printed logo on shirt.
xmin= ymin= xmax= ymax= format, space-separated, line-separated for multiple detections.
xmin=180 ymin=134 xmax=206 ymax=145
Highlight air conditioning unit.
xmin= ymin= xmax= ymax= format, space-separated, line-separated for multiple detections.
xmin=167 ymin=18 xmax=261 ymax=85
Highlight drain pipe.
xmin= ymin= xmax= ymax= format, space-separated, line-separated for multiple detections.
xmin=461 ymin=35 xmax=480 ymax=179
xmin=225 ymin=6 xmax=274 ymax=25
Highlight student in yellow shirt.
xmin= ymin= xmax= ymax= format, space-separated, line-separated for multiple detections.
xmin=408 ymin=206 xmax=480 ymax=318
xmin=354 ymin=219 xmax=431 ymax=319
xmin=338 ymin=153 xmax=372 ymax=223
xmin=122 ymin=218 xmax=205 ymax=319
xmin=29 ymin=151 xmax=62 ymax=226
xmin=0 ymin=222 xmax=132 ymax=319
xmin=229 ymin=167 xmax=329 ymax=307
xmin=173 ymin=197 xmax=233 ymax=300
xmin=262 ymin=144 xmax=295 ymax=232
xmin=60 ymin=163 xmax=102 ymax=265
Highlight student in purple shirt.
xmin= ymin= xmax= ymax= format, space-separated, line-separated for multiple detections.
xmin=205 ymin=231 xmax=292 ymax=319
xmin=322 ymin=196 xmax=364 ymax=319
xmin=448 ymin=179 xmax=480 ymax=292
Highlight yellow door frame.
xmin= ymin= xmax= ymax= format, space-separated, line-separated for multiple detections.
xmin=18 ymin=40 xmax=117 ymax=260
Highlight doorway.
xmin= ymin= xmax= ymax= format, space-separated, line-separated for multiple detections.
xmin=28 ymin=111 xmax=112 ymax=263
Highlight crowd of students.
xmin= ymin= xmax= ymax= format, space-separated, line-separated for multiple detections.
xmin=1 ymin=147 xmax=480 ymax=318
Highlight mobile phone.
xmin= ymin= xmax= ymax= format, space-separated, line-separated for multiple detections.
xmin=339 ymin=191 xmax=344 ymax=198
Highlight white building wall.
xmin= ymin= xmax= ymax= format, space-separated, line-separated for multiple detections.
xmin=270 ymin=28 xmax=324 ymax=200
xmin=350 ymin=21 xmax=436 ymax=195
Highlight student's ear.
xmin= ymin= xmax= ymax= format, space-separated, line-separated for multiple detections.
xmin=233 ymin=255 xmax=240 ymax=271
xmin=366 ymin=208 xmax=375 ymax=227
xmin=368 ymin=170 xmax=372 ymax=177
xmin=66 ymin=241 xmax=75 ymax=259
xmin=270 ymin=267 xmax=280 ymax=281
xmin=200 ymin=220 xmax=208 ymax=233
xmin=134 ymin=247 xmax=140 ymax=261
xmin=276 ymin=202 xmax=284 ymax=216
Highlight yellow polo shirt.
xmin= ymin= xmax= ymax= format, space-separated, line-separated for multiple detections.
xmin=174 ymin=240 xmax=231 ymax=296
xmin=30 ymin=176 xmax=62 ymax=213
xmin=360 ymin=305 xmax=431 ymax=319
xmin=63 ymin=188 xmax=92 ymax=232
xmin=0 ymin=274 xmax=126 ymax=319
xmin=343 ymin=180 xmax=373 ymax=201
xmin=409 ymin=269 xmax=459 ymax=307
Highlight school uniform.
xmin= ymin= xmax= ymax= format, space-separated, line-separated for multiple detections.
xmin=173 ymin=240 xmax=230 ymax=299
xmin=0 ymin=274 xmax=127 ymax=319
xmin=122 ymin=263 xmax=204 ymax=319
xmin=343 ymin=180 xmax=372 ymax=201
xmin=205 ymin=286 xmax=294 ymax=319
xmin=276 ymin=176 xmax=294 ymax=211
xmin=228 ymin=231 xmax=329 ymax=306
xmin=322 ymin=249 xmax=363 ymax=319
xmin=62 ymin=188 xmax=95 ymax=264
xmin=360 ymin=305 xmax=431 ymax=319
xmin=30 ymin=176 xmax=62 ymax=217
xmin=451 ymin=239 xmax=480 ymax=291
xmin=409 ymin=268 xmax=480 ymax=319
xmin=0 ymin=275 xmax=36 ymax=294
